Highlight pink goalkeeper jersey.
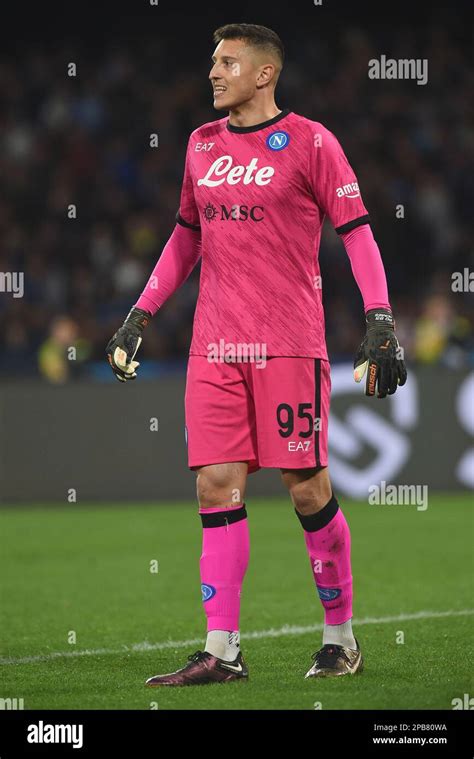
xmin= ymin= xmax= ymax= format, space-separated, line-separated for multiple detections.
xmin=177 ymin=109 xmax=369 ymax=360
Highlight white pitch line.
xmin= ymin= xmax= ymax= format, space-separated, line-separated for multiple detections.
xmin=1 ymin=608 xmax=472 ymax=667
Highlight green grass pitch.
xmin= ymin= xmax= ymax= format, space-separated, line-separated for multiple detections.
xmin=1 ymin=494 xmax=472 ymax=710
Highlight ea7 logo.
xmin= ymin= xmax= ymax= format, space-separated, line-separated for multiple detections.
xmin=336 ymin=182 xmax=360 ymax=199
xmin=288 ymin=441 xmax=312 ymax=452
xmin=195 ymin=142 xmax=215 ymax=152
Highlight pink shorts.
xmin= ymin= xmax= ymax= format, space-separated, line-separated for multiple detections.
xmin=184 ymin=356 xmax=331 ymax=473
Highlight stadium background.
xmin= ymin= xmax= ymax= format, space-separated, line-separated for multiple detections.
xmin=1 ymin=1 xmax=472 ymax=380
xmin=0 ymin=0 xmax=472 ymax=500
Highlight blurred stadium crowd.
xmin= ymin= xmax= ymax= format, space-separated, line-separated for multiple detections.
xmin=0 ymin=15 xmax=472 ymax=381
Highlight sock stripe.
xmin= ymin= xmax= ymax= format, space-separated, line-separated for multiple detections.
xmin=200 ymin=504 xmax=247 ymax=528
xmin=295 ymin=494 xmax=339 ymax=532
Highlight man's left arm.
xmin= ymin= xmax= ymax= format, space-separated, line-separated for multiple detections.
xmin=341 ymin=223 xmax=407 ymax=398
xmin=307 ymin=123 xmax=407 ymax=398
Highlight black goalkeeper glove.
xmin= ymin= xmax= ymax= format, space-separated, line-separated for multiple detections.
xmin=353 ymin=308 xmax=407 ymax=398
xmin=106 ymin=307 xmax=151 ymax=383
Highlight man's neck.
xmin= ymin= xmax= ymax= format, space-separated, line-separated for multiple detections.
xmin=228 ymin=102 xmax=281 ymax=129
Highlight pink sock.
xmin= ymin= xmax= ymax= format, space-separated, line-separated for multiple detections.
xmin=295 ymin=495 xmax=353 ymax=625
xmin=199 ymin=504 xmax=250 ymax=631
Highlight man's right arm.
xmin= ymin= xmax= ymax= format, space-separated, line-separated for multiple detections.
xmin=135 ymin=222 xmax=202 ymax=315
xmin=106 ymin=133 xmax=202 ymax=382
xmin=105 ymin=223 xmax=202 ymax=382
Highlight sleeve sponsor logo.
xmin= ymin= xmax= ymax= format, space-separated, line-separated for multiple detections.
xmin=336 ymin=182 xmax=361 ymax=199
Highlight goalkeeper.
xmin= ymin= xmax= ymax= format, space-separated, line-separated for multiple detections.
xmin=106 ymin=23 xmax=407 ymax=686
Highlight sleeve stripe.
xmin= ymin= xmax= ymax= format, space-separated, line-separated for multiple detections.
xmin=335 ymin=214 xmax=371 ymax=235
xmin=176 ymin=211 xmax=201 ymax=232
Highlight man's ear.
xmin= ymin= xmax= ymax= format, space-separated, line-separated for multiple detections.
xmin=256 ymin=63 xmax=276 ymax=88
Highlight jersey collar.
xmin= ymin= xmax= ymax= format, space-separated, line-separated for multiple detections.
xmin=226 ymin=108 xmax=291 ymax=134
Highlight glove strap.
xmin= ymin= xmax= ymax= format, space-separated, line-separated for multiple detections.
xmin=124 ymin=307 xmax=151 ymax=331
xmin=365 ymin=308 xmax=395 ymax=330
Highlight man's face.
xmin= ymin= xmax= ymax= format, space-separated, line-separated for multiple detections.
xmin=209 ymin=39 xmax=261 ymax=110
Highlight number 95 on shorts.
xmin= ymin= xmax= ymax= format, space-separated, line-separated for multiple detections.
xmin=184 ymin=356 xmax=331 ymax=473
